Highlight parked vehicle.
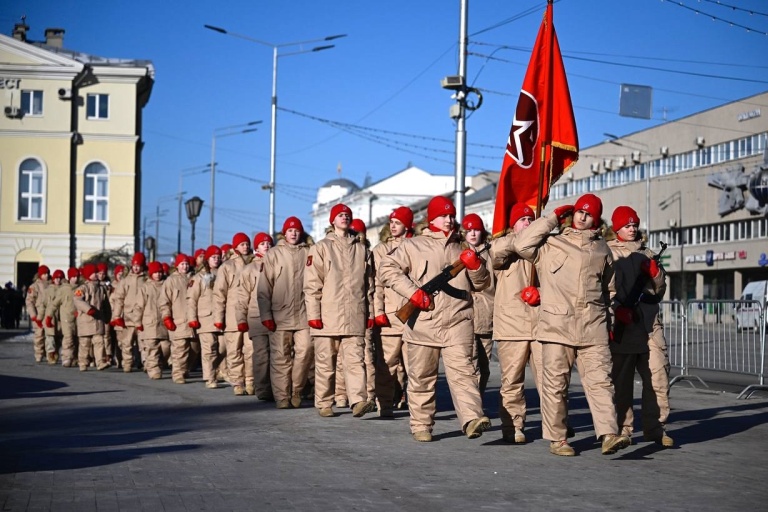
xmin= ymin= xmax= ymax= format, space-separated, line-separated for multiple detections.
xmin=735 ymin=280 xmax=767 ymax=331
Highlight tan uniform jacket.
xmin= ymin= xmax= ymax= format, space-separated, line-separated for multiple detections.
xmin=73 ymin=281 xmax=106 ymax=336
xmin=379 ymin=229 xmax=490 ymax=347
xmin=186 ymin=268 xmax=220 ymax=334
xmin=41 ymin=284 xmax=60 ymax=335
xmin=470 ymin=241 xmax=495 ymax=335
xmin=372 ymin=235 xmax=409 ymax=335
xmin=138 ymin=279 xmax=169 ymax=340
xmin=25 ymin=278 xmax=48 ymax=321
xmin=513 ymin=213 xmax=615 ymax=347
xmin=490 ymin=231 xmax=537 ymax=341
xmin=607 ymin=238 xmax=667 ymax=354
xmin=111 ymin=273 xmax=147 ymax=326
xmin=303 ymin=231 xmax=374 ymax=336
xmin=213 ymin=253 xmax=253 ymax=332
xmin=46 ymin=282 xmax=77 ymax=333
xmin=159 ymin=272 xmax=193 ymax=340
xmin=257 ymin=239 xmax=309 ymax=331
xmin=237 ymin=256 xmax=269 ymax=337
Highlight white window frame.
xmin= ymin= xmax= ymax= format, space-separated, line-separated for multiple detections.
xmin=20 ymin=90 xmax=43 ymax=117
xmin=83 ymin=162 xmax=109 ymax=223
xmin=17 ymin=158 xmax=46 ymax=222
xmin=86 ymin=93 xmax=109 ymax=120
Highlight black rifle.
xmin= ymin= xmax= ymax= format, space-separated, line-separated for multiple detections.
xmin=396 ymin=242 xmax=490 ymax=325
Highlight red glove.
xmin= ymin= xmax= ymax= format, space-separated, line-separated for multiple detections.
xmin=74 ymin=311 xmax=78 ymax=318
xmin=30 ymin=316 xmax=37 ymax=323
xmin=163 ymin=317 xmax=177 ymax=331
xmin=409 ymin=289 xmax=432 ymax=310
xmin=374 ymin=314 xmax=390 ymax=327
xmin=45 ymin=316 xmax=54 ymax=328
xmin=459 ymin=249 xmax=482 ymax=271
xmin=367 ymin=318 xmax=374 ymax=329
xmin=554 ymin=205 xmax=574 ymax=224
xmin=34 ymin=318 xmax=43 ymax=328
xmin=520 ymin=286 xmax=541 ymax=306
xmin=308 ymin=319 xmax=323 ymax=330
xmin=136 ymin=325 xmax=144 ymax=332
xmin=112 ymin=317 xmax=126 ymax=328
xmin=214 ymin=322 xmax=224 ymax=330
xmin=609 ymin=330 xmax=616 ymax=343
xmin=86 ymin=308 xmax=97 ymax=317
xmin=262 ymin=319 xmax=276 ymax=332
xmin=237 ymin=322 xmax=249 ymax=332
xmin=641 ymin=259 xmax=660 ymax=278
xmin=188 ymin=320 xmax=201 ymax=329
xmin=615 ymin=306 xmax=634 ymax=325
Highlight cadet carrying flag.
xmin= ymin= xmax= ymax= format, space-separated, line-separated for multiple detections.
xmin=492 ymin=0 xmax=579 ymax=236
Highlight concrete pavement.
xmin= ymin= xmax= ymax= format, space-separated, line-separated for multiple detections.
xmin=1 ymin=330 xmax=767 ymax=511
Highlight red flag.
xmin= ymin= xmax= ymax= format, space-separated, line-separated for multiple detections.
xmin=492 ymin=2 xmax=578 ymax=236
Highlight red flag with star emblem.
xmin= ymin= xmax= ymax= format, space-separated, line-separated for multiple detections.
xmin=492 ymin=1 xmax=578 ymax=236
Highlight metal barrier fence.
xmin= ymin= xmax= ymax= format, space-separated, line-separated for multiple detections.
xmin=659 ymin=299 xmax=767 ymax=399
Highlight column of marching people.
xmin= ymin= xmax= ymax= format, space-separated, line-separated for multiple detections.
xmin=27 ymin=193 xmax=674 ymax=456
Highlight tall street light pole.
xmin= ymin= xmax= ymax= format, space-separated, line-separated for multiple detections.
xmin=659 ymin=191 xmax=684 ymax=300
xmin=210 ymin=122 xmax=261 ymax=244
xmin=204 ymin=25 xmax=346 ymax=238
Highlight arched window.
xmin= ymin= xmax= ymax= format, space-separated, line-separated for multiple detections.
xmin=84 ymin=162 xmax=109 ymax=222
xmin=18 ymin=158 xmax=45 ymax=221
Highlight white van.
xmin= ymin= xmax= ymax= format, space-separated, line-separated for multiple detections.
xmin=735 ymin=280 xmax=768 ymax=330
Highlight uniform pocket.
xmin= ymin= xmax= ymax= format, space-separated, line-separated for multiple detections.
xmin=541 ymin=303 xmax=569 ymax=315
xmin=549 ymin=254 xmax=566 ymax=274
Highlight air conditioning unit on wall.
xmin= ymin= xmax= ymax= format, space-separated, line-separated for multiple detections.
xmin=631 ymin=151 xmax=641 ymax=163
xmin=590 ymin=162 xmax=600 ymax=174
xmin=4 ymin=106 xmax=21 ymax=118
xmin=603 ymin=159 xmax=613 ymax=171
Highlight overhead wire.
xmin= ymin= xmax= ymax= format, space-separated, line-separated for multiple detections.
xmin=701 ymin=0 xmax=768 ymax=17
xmin=661 ymin=0 xmax=768 ymax=35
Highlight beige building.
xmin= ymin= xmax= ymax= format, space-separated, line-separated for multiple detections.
xmin=0 ymin=24 xmax=153 ymax=289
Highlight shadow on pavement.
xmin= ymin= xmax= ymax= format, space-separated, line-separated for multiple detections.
xmin=0 ymin=374 xmax=69 ymax=398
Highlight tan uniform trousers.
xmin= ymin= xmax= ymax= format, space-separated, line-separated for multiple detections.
xmin=198 ymin=332 xmax=224 ymax=383
xmin=541 ymin=341 xmax=618 ymax=441
xmin=33 ymin=324 xmax=45 ymax=361
xmin=314 ymin=335 xmax=367 ymax=409
xmin=649 ymin=333 xmax=671 ymax=426
xmin=406 ymin=341 xmax=484 ymax=434
xmin=188 ymin=337 xmax=201 ymax=375
xmin=144 ymin=338 xmax=163 ymax=379
xmin=45 ymin=333 xmax=61 ymax=356
xmin=170 ymin=338 xmax=191 ymax=381
xmin=335 ymin=332 xmax=376 ymax=402
xmin=611 ymin=352 xmax=662 ymax=437
xmin=269 ymin=329 xmax=313 ymax=402
xmin=224 ymin=331 xmax=246 ymax=387
xmin=497 ymin=341 xmax=532 ymax=434
xmin=60 ymin=325 xmax=77 ymax=365
xmin=117 ymin=326 xmax=140 ymax=371
xmin=472 ymin=334 xmax=494 ymax=395
xmin=250 ymin=334 xmax=270 ymax=397
xmin=374 ymin=333 xmax=405 ymax=410
xmin=78 ymin=335 xmax=105 ymax=370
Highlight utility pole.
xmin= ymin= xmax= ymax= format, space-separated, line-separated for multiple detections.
xmin=454 ymin=0 xmax=469 ymax=221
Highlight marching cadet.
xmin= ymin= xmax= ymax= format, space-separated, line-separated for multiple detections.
xmin=213 ymin=233 xmax=253 ymax=396
xmin=193 ymin=248 xmax=206 ymax=270
xmin=41 ymin=269 xmax=65 ymax=364
xmin=379 ymin=196 xmax=492 ymax=442
xmin=26 ymin=265 xmax=50 ymax=363
xmin=372 ymin=206 xmax=414 ymax=417
xmin=461 ymin=213 xmax=495 ymax=396
xmin=187 ymin=245 xmax=224 ymax=389
xmin=96 ymin=262 xmax=114 ymax=366
xmin=304 ymin=203 xmax=376 ymax=418
xmin=159 ymin=254 xmax=194 ymax=384
xmin=110 ymin=253 xmax=147 ymax=373
xmin=489 ymin=203 xmax=539 ymax=444
xmin=74 ymin=264 xmax=109 ymax=371
xmin=220 ymin=244 xmax=233 ymax=262
xmin=513 ymin=193 xmax=630 ymax=456
xmin=334 ymin=219 xmax=376 ymax=408
xmin=607 ymin=206 xmax=674 ymax=447
xmin=108 ymin=265 xmax=125 ymax=366
xmin=46 ymin=268 xmax=80 ymax=367
xmin=238 ymin=232 xmax=274 ymax=400
xmin=137 ymin=261 xmax=170 ymax=380
xmin=258 ymin=217 xmax=314 ymax=409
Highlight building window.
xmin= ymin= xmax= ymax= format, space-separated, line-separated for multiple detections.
xmin=84 ymin=162 xmax=109 ymax=222
xmin=86 ymin=94 xmax=109 ymax=119
xmin=20 ymin=90 xmax=43 ymax=116
xmin=18 ymin=158 xmax=45 ymax=221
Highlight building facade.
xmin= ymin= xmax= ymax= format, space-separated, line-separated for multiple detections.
xmin=0 ymin=24 xmax=153 ymax=288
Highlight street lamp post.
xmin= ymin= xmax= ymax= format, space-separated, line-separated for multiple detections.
xmin=204 ymin=24 xmax=346 ymax=237
xmin=177 ymin=164 xmax=211 ymax=255
xmin=210 ymin=122 xmax=261 ymax=244
xmin=185 ymin=196 xmax=204 ymax=255
xmin=659 ymin=191 xmax=684 ymax=300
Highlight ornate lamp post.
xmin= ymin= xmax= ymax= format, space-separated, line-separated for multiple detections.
xmin=185 ymin=196 xmax=204 ymax=255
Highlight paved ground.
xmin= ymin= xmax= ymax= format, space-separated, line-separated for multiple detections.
xmin=1 ymin=330 xmax=768 ymax=512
